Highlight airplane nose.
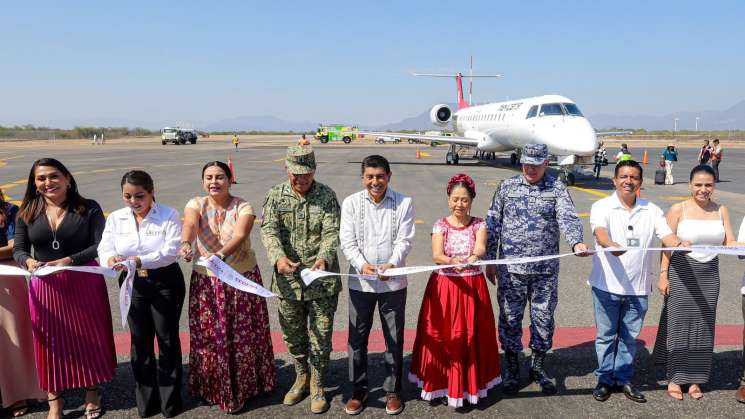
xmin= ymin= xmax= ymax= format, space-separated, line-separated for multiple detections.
xmin=566 ymin=119 xmax=597 ymax=155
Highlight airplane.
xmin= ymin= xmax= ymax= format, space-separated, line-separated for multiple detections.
xmin=361 ymin=69 xmax=625 ymax=185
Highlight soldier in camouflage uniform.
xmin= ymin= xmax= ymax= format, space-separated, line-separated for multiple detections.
xmin=260 ymin=145 xmax=341 ymax=414
xmin=485 ymin=143 xmax=589 ymax=395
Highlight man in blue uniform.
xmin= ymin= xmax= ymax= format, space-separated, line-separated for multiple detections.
xmin=485 ymin=143 xmax=589 ymax=395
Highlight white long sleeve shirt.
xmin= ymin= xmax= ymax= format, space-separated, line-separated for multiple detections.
xmin=340 ymin=188 xmax=415 ymax=293
xmin=98 ymin=203 xmax=182 ymax=270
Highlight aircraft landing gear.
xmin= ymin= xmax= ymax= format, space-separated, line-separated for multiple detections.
xmin=510 ymin=152 xmax=518 ymax=165
xmin=445 ymin=144 xmax=460 ymax=165
xmin=559 ymin=169 xmax=576 ymax=186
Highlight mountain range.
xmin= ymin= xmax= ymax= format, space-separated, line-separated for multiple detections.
xmin=5 ymin=100 xmax=744 ymax=132
xmin=206 ymin=99 xmax=745 ymax=132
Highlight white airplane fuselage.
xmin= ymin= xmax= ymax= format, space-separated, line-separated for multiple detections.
xmin=451 ymin=94 xmax=598 ymax=161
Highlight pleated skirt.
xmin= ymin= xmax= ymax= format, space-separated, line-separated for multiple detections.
xmin=653 ymin=253 xmax=719 ymax=384
xmin=409 ymin=271 xmax=501 ymax=408
xmin=0 ymin=260 xmax=45 ymax=406
xmin=28 ymin=262 xmax=117 ymax=393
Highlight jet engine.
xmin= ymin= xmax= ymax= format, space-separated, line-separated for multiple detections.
xmin=429 ymin=104 xmax=452 ymax=126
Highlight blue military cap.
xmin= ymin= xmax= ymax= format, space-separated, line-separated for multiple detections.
xmin=520 ymin=143 xmax=549 ymax=165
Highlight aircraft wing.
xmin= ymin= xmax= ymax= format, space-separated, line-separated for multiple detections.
xmin=596 ymin=131 xmax=633 ymax=137
xmin=359 ymin=131 xmax=479 ymax=147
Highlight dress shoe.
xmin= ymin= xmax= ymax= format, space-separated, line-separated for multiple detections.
xmin=622 ymin=384 xmax=646 ymax=403
xmin=344 ymin=390 xmax=368 ymax=415
xmin=385 ymin=393 xmax=404 ymax=415
xmin=736 ymin=385 xmax=745 ymax=403
xmin=592 ymin=383 xmax=612 ymax=402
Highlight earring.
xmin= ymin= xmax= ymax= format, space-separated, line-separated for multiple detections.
xmin=35 ymin=189 xmax=41 ymax=195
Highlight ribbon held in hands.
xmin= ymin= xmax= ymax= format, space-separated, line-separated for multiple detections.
xmin=196 ymin=255 xmax=276 ymax=298
xmin=299 ymin=245 xmax=745 ymax=286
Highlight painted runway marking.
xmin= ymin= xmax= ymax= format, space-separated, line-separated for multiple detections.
xmin=415 ymin=219 xmax=425 ymax=225
xmin=570 ymin=186 xmax=610 ymax=198
xmin=577 ymin=212 xmax=590 ymax=217
xmin=113 ymin=325 xmax=745 ymax=356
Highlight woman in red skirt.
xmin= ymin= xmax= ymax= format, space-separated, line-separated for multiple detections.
xmin=409 ymin=173 xmax=501 ymax=408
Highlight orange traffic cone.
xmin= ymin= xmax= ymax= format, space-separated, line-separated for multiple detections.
xmin=228 ymin=157 xmax=237 ymax=184
xmin=416 ymin=148 xmax=421 ymax=159
xmin=642 ymin=150 xmax=649 ymax=165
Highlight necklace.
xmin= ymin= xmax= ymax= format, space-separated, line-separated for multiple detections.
xmin=46 ymin=207 xmax=65 ymax=251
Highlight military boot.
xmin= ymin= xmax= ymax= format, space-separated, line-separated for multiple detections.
xmin=529 ymin=350 xmax=557 ymax=395
xmin=502 ymin=351 xmax=520 ymax=394
xmin=309 ymin=365 xmax=329 ymax=414
xmin=283 ymin=359 xmax=310 ymax=406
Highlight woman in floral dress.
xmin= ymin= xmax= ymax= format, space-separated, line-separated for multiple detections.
xmin=180 ymin=161 xmax=276 ymax=413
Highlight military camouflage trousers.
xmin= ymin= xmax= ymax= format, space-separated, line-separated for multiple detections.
xmin=277 ymin=294 xmax=339 ymax=371
xmin=497 ymin=272 xmax=558 ymax=353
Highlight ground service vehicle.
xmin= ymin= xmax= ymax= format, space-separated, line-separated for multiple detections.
xmin=315 ymin=124 xmax=358 ymax=144
xmin=161 ymin=127 xmax=198 ymax=145
xmin=376 ymin=136 xmax=401 ymax=144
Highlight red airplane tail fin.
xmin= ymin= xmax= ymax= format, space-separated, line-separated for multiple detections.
xmin=412 ymin=65 xmax=501 ymax=111
xmin=456 ymin=73 xmax=469 ymax=110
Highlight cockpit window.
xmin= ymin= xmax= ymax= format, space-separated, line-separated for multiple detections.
xmin=539 ymin=103 xmax=563 ymax=116
xmin=563 ymin=103 xmax=583 ymax=116
xmin=526 ymin=105 xmax=538 ymax=119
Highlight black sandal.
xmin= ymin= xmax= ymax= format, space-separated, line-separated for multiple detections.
xmin=84 ymin=387 xmax=103 ymax=419
xmin=9 ymin=400 xmax=29 ymax=417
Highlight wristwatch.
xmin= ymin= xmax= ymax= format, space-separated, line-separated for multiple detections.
xmin=216 ymin=252 xmax=227 ymax=261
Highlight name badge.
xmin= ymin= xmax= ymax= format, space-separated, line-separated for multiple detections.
xmin=137 ymin=269 xmax=149 ymax=277
xmin=626 ymin=238 xmax=640 ymax=248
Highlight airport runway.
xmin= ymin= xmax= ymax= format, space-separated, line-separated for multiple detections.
xmin=1 ymin=137 xmax=744 ymax=418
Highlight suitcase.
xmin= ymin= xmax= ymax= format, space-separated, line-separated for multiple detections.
xmin=654 ymin=169 xmax=665 ymax=185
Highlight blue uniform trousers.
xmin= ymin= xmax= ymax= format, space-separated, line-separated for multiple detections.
xmin=497 ymin=272 xmax=558 ymax=353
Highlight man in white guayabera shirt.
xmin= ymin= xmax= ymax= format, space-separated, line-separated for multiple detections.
xmin=588 ymin=160 xmax=688 ymax=404
xmin=339 ymin=155 xmax=414 ymax=416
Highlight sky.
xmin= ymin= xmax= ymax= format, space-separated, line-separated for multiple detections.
xmin=1 ymin=0 xmax=743 ymax=128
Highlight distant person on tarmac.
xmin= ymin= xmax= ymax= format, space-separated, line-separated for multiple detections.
xmin=92 ymin=133 xmax=97 ymax=145
xmin=711 ymin=139 xmax=722 ymax=182
xmin=298 ymin=134 xmax=310 ymax=145
xmin=232 ymin=134 xmax=239 ymax=151
xmin=593 ymin=141 xmax=607 ymax=179
xmin=662 ymin=143 xmax=678 ymax=185
xmin=698 ymin=139 xmax=711 ymax=165
xmin=615 ymin=144 xmax=632 ymax=162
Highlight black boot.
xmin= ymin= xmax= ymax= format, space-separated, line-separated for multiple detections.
xmin=502 ymin=351 xmax=520 ymax=394
xmin=529 ymin=350 xmax=557 ymax=395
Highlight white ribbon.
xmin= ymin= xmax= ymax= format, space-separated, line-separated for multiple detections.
xmin=0 ymin=263 xmax=118 ymax=278
xmin=299 ymin=268 xmax=376 ymax=286
xmin=299 ymin=245 xmax=745 ymax=286
xmin=196 ymin=255 xmax=276 ymax=298
xmin=116 ymin=260 xmax=136 ymax=329
xmin=0 ymin=262 xmax=133 ymax=328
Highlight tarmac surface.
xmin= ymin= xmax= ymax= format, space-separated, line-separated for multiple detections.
xmin=1 ymin=136 xmax=745 ymax=418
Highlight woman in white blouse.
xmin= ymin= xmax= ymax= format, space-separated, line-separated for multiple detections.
xmin=98 ymin=170 xmax=184 ymax=418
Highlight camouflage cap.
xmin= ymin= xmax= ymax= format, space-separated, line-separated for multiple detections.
xmin=285 ymin=145 xmax=316 ymax=174
xmin=520 ymin=143 xmax=549 ymax=165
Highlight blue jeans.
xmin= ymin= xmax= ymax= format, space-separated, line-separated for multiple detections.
xmin=591 ymin=287 xmax=648 ymax=385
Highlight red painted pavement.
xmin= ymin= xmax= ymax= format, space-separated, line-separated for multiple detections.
xmin=114 ymin=325 xmax=744 ymax=356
